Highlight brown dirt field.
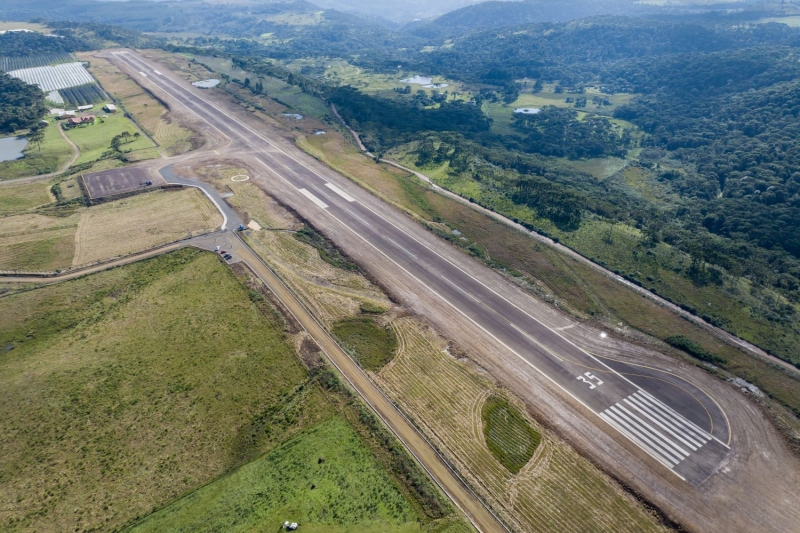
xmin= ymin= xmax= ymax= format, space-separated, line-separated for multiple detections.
xmin=79 ymin=53 xmax=195 ymax=156
xmin=376 ymin=317 xmax=669 ymax=533
xmin=71 ymin=188 xmax=221 ymax=266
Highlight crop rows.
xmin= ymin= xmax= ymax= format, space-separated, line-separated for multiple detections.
xmin=0 ymin=53 xmax=73 ymax=72
xmin=7 ymin=62 xmax=94 ymax=92
xmin=377 ymin=317 xmax=668 ymax=533
xmin=60 ymin=84 xmax=106 ymax=107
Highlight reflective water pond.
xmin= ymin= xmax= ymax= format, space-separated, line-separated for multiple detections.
xmin=0 ymin=136 xmax=28 ymax=162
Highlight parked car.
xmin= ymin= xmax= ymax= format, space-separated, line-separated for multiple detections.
xmin=224 ymin=254 xmax=232 ymax=260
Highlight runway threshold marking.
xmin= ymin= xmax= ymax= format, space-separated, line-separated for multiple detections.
xmin=325 ymin=182 xmax=356 ymax=202
xmin=599 ymin=390 xmax=715 ymax=475
xmin=298 ymin=188 xmax=328 ymax=209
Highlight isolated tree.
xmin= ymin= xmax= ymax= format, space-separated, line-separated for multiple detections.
xmin=133 ymin=132 xmax=140 ymax=140
xmin=29 ymin=127 xmax=45 ymax=152
xmin=121 ymin=131 xmax=130 ymax=143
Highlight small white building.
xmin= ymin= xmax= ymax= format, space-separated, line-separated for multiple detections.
xmin=103 ymin=104 xmax=117 ymax=113
xmin=77 ymin=104 xmax=94 ymax=111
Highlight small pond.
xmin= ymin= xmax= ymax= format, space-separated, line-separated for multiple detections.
xmin=0 ymin=136 xmax=28 ymax=162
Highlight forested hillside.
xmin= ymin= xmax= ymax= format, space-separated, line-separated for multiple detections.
xmin=0 ymin=73 xmax=46 ymax=133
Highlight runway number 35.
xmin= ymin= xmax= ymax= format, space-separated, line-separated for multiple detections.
xmin=576 ymin=372 xmax=604 ymax=390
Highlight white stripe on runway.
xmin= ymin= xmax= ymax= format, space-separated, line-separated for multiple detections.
xmin=610 ymin=405 xmax=688 ymax=458
xmin=298 ymin=188 xmax=328 ymax=209
xmin=624 ymin=398 xmax=700 ymax=450
xmin=325 ymin=183 xmax=356 ymax=202
xmin=598 ymin=413 xmax=679 ymax=472
xmin=635 ymin=391 xmax=713 ymax=443
xmin=601 ymin=390 xmax=714 ymax=471
xmin=604 ymin=408 xmax=682 ymax=464
xmin=627 ymin=395 xmax=706 ymax=448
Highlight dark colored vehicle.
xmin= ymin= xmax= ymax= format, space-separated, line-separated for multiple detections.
xmin=223 ymin=254 xmax=232 ymax=260
xmin=219 ymin=250 xmax=227 ymax=254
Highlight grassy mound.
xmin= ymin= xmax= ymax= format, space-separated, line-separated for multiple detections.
xmin=331 ymin=317 xmax=397 ymax=371
xmin=482 ymin=396 xmax=541 ymax=474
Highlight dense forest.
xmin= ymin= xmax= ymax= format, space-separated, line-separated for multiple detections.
xmin=511 ymin=107 xmax=630 ymax=159
xmin=0 ymin=73 xmax=46 ymax=133
xmin=0 ymin=30 xmax=91 ymax=57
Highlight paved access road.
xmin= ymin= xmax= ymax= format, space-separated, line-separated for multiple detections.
xmin=110 ymin=51 xmax=731 ymax=487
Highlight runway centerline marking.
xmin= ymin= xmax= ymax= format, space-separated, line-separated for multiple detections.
xmin=385 ymin=237 xmax=418 ymax=259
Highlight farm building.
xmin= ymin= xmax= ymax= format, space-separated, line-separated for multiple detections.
xmin=104 ymin=104 xmax=117 ymax=113
xmin=67 ymin=115 xmax=95 ymax=126
xmin=77 ymin=105 xmax=94 ymax=111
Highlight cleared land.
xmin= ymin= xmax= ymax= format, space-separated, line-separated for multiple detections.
xmin=376 ymin=317 xmax=669 ymax=533
xmin=71 ymin=188 xmax=221 ymax=265
xmin=79 ymin=52 xmax=196 ymax=156
xmin=0 ymin=185 xmax=220 ymax=271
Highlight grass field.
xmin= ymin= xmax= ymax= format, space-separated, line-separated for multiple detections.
xmin=376 ymin=317 xmax=668 ymax=533
xmin=126 ymin=416 xmax=428 ymax=533
xmin=297 ymin=130 xmax=800 ymax=443
xmin=482 ymin=396 xmax=541 ymax=474
xmin=0 ymin=186 xmax=220 ymax=271
xmin=0 ymin=181 xmax=52 ymax=215
xmin=332 ymin=317 xmax=397 ymax=371
xmin=0 ymin=120 xmax=74 ymax=180
xmin=0 ymin=250 xmax=319 ymax=532
xmin=0 ymin=212 xmax=79 ymax=271
xmin=64 ymin=109 xmax=153 ymax=164
xmin=71 ymin=188 xmax=221 ymax=265
xmin=79 ymin=53 xmax=196 ymax=156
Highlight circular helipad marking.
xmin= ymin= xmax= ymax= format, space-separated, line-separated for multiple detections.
xmin=231 ymin=175 xmax=249 ymax=182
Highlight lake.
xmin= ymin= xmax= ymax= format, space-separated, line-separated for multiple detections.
xmin=0 ymin=136 xmax=29 ymax=162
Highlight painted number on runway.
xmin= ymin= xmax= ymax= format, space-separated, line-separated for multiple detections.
xmin=577 ymin=371 xmax=604 ymax=390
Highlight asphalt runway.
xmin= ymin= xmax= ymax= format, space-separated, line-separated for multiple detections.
xmin=112 ymin=51 xmax=731 ymax=486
